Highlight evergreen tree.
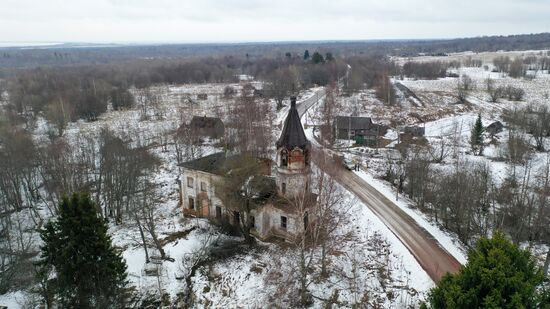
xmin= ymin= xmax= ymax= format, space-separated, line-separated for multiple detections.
xmin=424 ymin=232 xmax=550 ymax=309
xmin=303 ymin=49 xmax=310 ymax=60
xmin=470 ymin=113 xmax=484 ymax=155
xmin=38 ymin=193 xmax=128 ymax=308
xmin=311 ymin=52 xmax=325 ymax=64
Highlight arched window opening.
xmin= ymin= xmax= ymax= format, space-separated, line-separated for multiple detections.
xmin=281 ymin=149 xmax=288 ymax=167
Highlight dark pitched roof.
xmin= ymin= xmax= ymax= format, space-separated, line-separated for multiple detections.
xmin=276 ymin=97 xmax=310 ymax=149
xmin=184 ymin=116 xmax=225 ymax=138
xmin=485 ymin=121 xmax=504 ymax=135
xmin=486 ymin=121 xmax=503 ymax=129
xmin=179 ymin=152 xmax=229 ymax=175
xmin=334 ymin=116 xmax=374 ymax=130
xmin=179 ymin=152 xmax=272 ymax=176
xmin=190 ymin=116 xmax=224 ymax=130
xmin=403 ymin=126 xmax=425 ymax=136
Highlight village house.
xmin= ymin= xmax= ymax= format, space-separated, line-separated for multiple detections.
xmin=333 ymin=116 xmax=387 ymax=146
xmin=178 ymin=97 xmax=315 ymax=241
xmin=399 ymin=125 xmax=425 ymax=141
xmin=485 ymin=121 xmax=504 ymax=137
xmin=188 ymin=116 xmax=225 ymax=139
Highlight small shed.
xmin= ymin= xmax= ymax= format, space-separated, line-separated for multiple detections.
xmin=403 ymin=125 xmax=425 ymax=137
xmin=485 ymin=121 xmax=504 ymax=136
xmin=188 ymin=116 xmax=225 ymax=139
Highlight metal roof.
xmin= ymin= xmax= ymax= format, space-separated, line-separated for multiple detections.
xmin=276 ymin=97 xmax=310 ymax=149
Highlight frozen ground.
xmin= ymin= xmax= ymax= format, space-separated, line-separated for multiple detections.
xmin=4 ymin=50 xmax=550 ymax=306
xmin=188 ymin=189 xmax=432 ymax=308
xmin=313 ymin=54 xmax=550 ymax=279
xmin=1 ymin=81 xmax=433 ymax=308
xmin=392 ymin=50 xmax=550 ymax=66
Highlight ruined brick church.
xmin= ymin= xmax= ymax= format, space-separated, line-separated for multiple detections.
xmin=178 ymin=97 xmax=314 ymax=241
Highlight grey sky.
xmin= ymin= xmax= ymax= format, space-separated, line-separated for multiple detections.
xmin=1 ymin=0 xmax=549 ymax=43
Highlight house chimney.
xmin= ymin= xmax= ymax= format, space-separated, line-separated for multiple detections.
xmin=290 ymin=96 xmax=297 ymax=109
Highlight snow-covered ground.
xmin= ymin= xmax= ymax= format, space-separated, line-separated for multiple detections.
xmin=0 ymin=291 xmax=34 ymax=308
xmin=4 ymin=51 xmax=550 ymax=306
xmin=311 ymin=55 xmax=550 ymax=279
xmin=1 ymin=81 xmax=434 ymax=307
xmin=188 ymin=190 xmax=433 ymax=307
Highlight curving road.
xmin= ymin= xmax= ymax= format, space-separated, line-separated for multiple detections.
xmin=297 ymin=89 xmax=462 ymax=283
xmin=332 ymin=168 xmax=461 ymax=282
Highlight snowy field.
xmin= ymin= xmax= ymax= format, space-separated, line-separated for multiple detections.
xmin=4 ymin=49 xmax=550 ymax=307
xmin=329 ymin=52 xmax=550 ymax=274
xmin=1 ymin=80 xmax=434 ymax=307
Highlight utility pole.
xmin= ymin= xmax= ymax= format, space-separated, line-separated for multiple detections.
xmin=394 ymin=178 xmax=399 ymax=201
xmin=348 ymin=115 xmax=352 ymax=146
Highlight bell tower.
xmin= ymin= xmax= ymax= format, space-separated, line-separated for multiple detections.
xmin=275 ymin=96 xmax=311 ymax=199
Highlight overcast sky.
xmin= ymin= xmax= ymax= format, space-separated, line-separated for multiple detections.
xmin=1 ymin=0 xmax=549 ymax=43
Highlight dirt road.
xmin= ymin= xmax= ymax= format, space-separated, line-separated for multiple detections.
xmin=333 ymin=167 xmax=461 ymax=282
xmin=297 ymin=89 xmax=462 ymax=283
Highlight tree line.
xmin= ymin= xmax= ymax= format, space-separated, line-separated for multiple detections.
xmin=2 ymin=52 xmax=347 ymax=131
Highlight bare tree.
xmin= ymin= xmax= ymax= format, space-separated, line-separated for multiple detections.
xmin=0 ymin=127 xmax=41 ymax=224
xmin=266 ymin=67 xmax=298 ymax=110
xmin=38 ymin=138 xmax=90 ymax=215
xmin=403 ymin=145 xmax=433 ymax=211
xmin=319 ymin=84 xmax=340 ymax=147
xmin=311 ymin=155 xmax=351 ymax=277
xmin=282 ymin=151 xmax=352 ymax=306
xmin=223 ymin=85 xmax=235 ymax=99
xmin=135 ymin=181 xmax=170 ymax=261
xmin=457 ymin=74 xmax=474 ymax=103
xmin=44 ymin=98 xmax=73 ymax=137
xmin=227 ymin=89 xmax=272 ymax=158
xmin=97 ymin=128 xmax=159 ymax=222
xmin=180 ymin=225 xmax=220 ymax=307
xmin=214 ymin=154 xmax=268 ymax=245
xmin=493 ymin=56 xmax=511 ymax=73
xmin=175 ymin=122 xmax=203 ymax=164
xmin=503 ymin=131 xmax=532 ymax=164
xmin=509 ymin=58 xmax=526 ymax=78
xmin=428 ymin=136 xmax=452 ymax=163
xmin=527 ymin=105 xmax=550 ymax=152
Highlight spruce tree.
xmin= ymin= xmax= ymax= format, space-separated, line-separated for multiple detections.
xmin=311 ymin=52 xmax=325 ymax=64
xmin=38 ymin=193 xmax=128 ymax=308
xmin=424 ymin=232 xmax=550 ymax=309
xmin=470 ymin=113 xmax=484 ymax=155
xmin=303 ymin=49 xmax=310 ymax=60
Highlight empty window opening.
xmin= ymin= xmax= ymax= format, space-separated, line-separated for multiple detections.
xmin=234 ymin=211 xmax=240 ymax=225
xmin=280 ymin=216 xmax=287 ymax=229
xmin=281 ymin=150 xmax=288 ymax=167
